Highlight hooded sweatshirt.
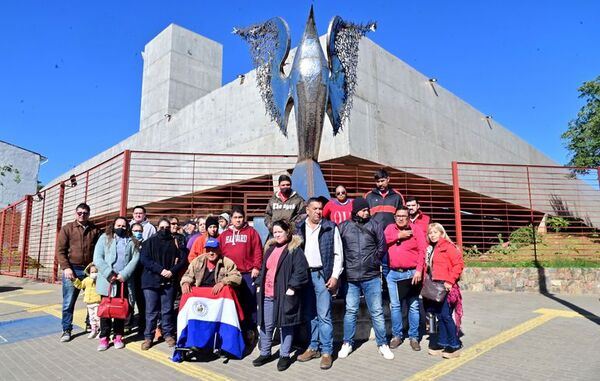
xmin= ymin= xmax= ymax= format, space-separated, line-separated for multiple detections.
xmin=264 ymin=190 xmax=305 ymax=229
xmin=218 ymin=223 xmax=263 ymax=273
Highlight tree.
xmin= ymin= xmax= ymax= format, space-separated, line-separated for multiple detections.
xmin=561 ymin=76 xmax=600 ymax=172
xmin=0 ymin=164 xmax=21 ymax=187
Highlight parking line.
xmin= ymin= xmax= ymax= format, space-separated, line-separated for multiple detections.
xmin=404 ymin=308 xmax=582 ymax=381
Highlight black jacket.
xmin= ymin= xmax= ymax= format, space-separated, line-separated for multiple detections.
xmin=338 ymin=217 xmax=387 ymax=282
xmin=256 ymin=235 xmax=309 ymax=328
xmin=364 ymin=188 xmax=404 ymax=229
xmin=140 ymin=232 xmax=188 ymax=289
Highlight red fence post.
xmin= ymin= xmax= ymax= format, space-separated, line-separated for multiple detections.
xmin=19 ymin=195 xmax=33 ymax=277
xmin=36 ymin=190 xmax=47 ymax=280
xmin=451 ymin=161 xmax=463 ymax=249
xmin=119 ymin=150 xmax=131 ymax=217
xmin=0 ymin=209 xmax=5 ymax=271
xmin=52 ymin=183 xmax=66 ymax=283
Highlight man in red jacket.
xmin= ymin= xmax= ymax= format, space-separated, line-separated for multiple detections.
xmin=384 ymin=206 xmax=427 ymax=351
xmin=406 ymin=197 xmax=430 ymax=236
xmin=219 ymin=205 xmax=263 ymax=346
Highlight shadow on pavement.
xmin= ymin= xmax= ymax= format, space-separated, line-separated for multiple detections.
xmin=0 ymin=286 xmax=23 ymax=293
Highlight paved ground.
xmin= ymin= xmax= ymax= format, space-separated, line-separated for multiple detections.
xmin=1 ymin=274 xmax=599 ymax=381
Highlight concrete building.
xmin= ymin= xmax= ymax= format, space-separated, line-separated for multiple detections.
xmin=0 ymin=141 xmax=46 ymax=208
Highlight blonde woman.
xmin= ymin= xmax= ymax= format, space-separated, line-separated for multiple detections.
xmin=424 ymin=223 xmax=464 ymax=358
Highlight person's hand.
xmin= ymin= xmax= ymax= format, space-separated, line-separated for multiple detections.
xmin=63 ymin=268 xmax=75 ymax=280
xmin=251 ymin=268 xmax=260 ymax=279
xmin=285 ymin=288 xmax=295 ymax=296
xmin=212 ymin=282 xmax=225 ymax=295
xmin=182 ymin=283 xmax=192 ymax=294
xmin=444 ymin=282 xmax=453 ymax=291
xmin=116 ymin=274 xmax=125 ymax=282
xmin=325 ymin=277 xmax=338 ymax=294
xmin=161 ymin=269 xmax=173 ymax=278
xmin=398 ymin=230 xmax=412 ymax=240
xmin=108 ymin=273 xmax=118 ymax=282
xmin=411 ymin=271 xmax=422 ymax=285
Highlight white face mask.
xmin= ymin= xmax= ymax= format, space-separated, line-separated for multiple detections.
xmin=90 ymin=273 xmax=98 ymax=280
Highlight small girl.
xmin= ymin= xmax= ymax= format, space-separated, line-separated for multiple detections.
xmin=72 ymin=263 xmax=102 ymax=338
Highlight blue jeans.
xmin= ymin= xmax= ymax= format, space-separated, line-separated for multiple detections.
xmin=387 ymin=269 xmax=420 ymax=340
xmin=61 ymin=266 xmax=86 ymax=332
xmin=427 ymin=296 xmax=460 ymax=349
xmin=259 ymin=298 xmax=294 ymax=357
xmin=343 ymin=277 xmax=387 ymax=346
xmin=144 ymin=285 xmax=176 ymax=340
xmin=305 ymin=271 xmax=333 ymax=355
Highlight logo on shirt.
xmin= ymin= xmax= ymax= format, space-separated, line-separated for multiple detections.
xmin=272 ymin=203 xmax=296 ymax=210
xmin=192 ymin=301 xmax=209 ymax=317
xmin=225 ymin=235 xmax=248 ymax=244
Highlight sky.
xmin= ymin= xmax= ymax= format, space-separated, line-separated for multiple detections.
xmin=1 ymin=0 xmax=598 ymax=185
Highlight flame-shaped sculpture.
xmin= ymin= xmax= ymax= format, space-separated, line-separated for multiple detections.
xmin=235 ymin=6 xmax=374 ymax=197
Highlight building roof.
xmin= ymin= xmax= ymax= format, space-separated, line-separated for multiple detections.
xmin=0 ymin=140 xmax=47 ymax=162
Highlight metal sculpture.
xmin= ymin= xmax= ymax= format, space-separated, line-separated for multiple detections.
xmin=235 ymin=6 xmax=374 ymax=198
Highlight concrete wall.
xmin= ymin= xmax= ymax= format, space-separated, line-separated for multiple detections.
xmin=0 ymin=141 xmax=42 ymax=207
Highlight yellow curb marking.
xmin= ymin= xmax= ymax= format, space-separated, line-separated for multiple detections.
xmin=0 ymin=296 xmax=232 ymax=381
xmin=0 ymin=290 xmax=53 ymax=299
xmin=404 ymin=308 xmax=583 ymax=381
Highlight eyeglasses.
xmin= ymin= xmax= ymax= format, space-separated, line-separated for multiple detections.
xmin=76 ymin=211 xmax=89 ymax=216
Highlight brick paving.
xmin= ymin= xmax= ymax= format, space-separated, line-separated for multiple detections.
xmin=1 ymin=275 xmax=599 ymax=381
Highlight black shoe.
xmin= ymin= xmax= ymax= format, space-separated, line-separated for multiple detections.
xmin=442 ymin=344 xmax=463 ymax=359
xmin=277 ymin=356 xmax=292 ymax=371
xmin=252 ymin=354 xmax=271 ymax=367
xmin=428 ymin=343 xmax=444 ymax=356
xmin=60 ymin=330 xmax=72 ymax=343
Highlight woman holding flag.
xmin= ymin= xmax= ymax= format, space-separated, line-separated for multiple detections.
xmin=253 ymin=220 xmax=309 ymax=372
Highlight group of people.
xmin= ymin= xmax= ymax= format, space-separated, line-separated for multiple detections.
xmin=56 ymin=170 xmax=464 ymax=372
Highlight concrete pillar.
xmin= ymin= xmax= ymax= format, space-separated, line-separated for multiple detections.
xmin=139 ymin=24 xmax=223 ymax=131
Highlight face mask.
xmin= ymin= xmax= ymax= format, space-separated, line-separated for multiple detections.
xmin=115 ymin=227 xmax=127 ymax=238
xmin=158 ymin=229 xmax=171 ymax=238
xmin=353 ymin=215 xmax=370 ymax=224
xmin=90 ymin=273 xmax=98 ymax=280
xmin=281 ymin=188 xmax=292 ymax=196
xmin=133 ymin=232 xmax=143 ymax=240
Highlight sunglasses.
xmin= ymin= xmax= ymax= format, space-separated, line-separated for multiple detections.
xmin=158 ymin=226 xmax=169 ymax=230
xmin=170 ymin=222 xmax=179 ymax=226
xmin=76 ymin=211 xmax=90 ymax=216
xmin=336 ymin=191 xmax=346 ymax=195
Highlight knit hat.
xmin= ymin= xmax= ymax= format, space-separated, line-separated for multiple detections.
xmin=352 ymin=197 xmax=369 ymax=215
xmin=205 ymin=238 xmax=219 ymax=248
xmin=205 ymin=216 xmax=219 ymax=228
xmin=219 ymin=213 xmax=230 ymax=224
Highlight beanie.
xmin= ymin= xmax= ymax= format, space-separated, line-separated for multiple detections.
xmin=205 ymin=216 xmax=219 ymax=228
xmin=352 ymin=197 xmax=369 ymax=215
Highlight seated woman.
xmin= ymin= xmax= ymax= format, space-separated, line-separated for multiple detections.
xmin=253 ymin=220 xmax=309 ymax=372
xmin=181 ymin=238 xmax=242 ymax=294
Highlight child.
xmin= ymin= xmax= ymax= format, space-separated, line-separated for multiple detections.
xmin=72 ymin=263 xmax=102 ymax=338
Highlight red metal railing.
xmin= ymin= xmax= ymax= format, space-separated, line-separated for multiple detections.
xmin=1 ymin=151 xmax=599 ymax=282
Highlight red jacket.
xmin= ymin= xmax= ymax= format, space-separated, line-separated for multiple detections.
xmin=218 ymin=224 xmax=263 ymax=273
xmin=384 ymin=224 xmax=426 ymax=273
xmin=410 ymin=212 xmax=430 ymax=236
xmin=428 ymin=238 xmax=464 ymax=285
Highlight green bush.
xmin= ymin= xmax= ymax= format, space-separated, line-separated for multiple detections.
xmin=509 ymin=225 xmax=539 ymax=248
xmin=546 ymin=216 xmax=569 ymax=233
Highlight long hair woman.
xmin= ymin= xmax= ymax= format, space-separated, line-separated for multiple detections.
xmin=424 ymin=222 xmax=464 ymax=358
xmin=253 ymin=220 xmax=309 ymax=371
xmin=93 ymin=216 xmax=140 ymax=351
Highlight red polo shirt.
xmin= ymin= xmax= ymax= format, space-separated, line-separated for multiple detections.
xmin=384 ymin=223 xmax=427 ymax=273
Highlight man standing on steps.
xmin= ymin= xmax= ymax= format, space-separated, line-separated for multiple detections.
xmin=296 ymin=198 xmax=344 ymax=370
xmin=264 ymin=174 xmax=305 ymax=230
xmin=56 ymin=202 xmax=101 ymax=342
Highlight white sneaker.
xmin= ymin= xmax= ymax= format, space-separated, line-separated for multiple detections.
xmin=338 ymin=343 xmax=353 ymax=358
xmin=378 ymin=344 xmax=395 ymax=360
xmin=87 ymin=329 xmax=98 ymax=339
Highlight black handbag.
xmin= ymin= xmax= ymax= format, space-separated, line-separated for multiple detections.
xmin=420 ymin=272 xmax=447 ymax=302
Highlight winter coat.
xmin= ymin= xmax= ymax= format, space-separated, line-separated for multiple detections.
xmin=218 ymin=224 xmax=263 ymax=272
xmin=140 ymin=232 xmax=189 ymax=289
xmin=93 ymin=233 xmax=140 ymax=306
xmin=56 ymin=221 xmax=101 ymax=270
xmin=338 ymin=217 xmax=387 ymax=282
xmin=427 ymin=238 xmax=464 ymax=286
xmin=72 ymin=262 xmax=101 ymax=304
xmin=264 ymin=191 xmax=306 ymax=229
xmin=364 ymin=188 xmax=405 ymax=229
xmin=256 ymin=235 xmax=309 ymax=328
xmin=180 ymin=254 xmax=242 ymax=288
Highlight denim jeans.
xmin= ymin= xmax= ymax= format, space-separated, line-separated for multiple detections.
xmin=61 ymin=266 xmax=86 ymax=332
xmin=427 ymin=296 xmax=460 ymax=349
xmin=386 ymin=269 xmax=420 ymax=340
xmin=144 ymin=285 xmax=176 ymax=340
xmin=259 ymin=297 xmax=294 ymax=357
xmin=343 ymin=277 xmax=387 ymax=346
xmin=239 ymin=272 xmax=258 ymax=331
xmin=305 ymin=270 xmax=333 ymax=355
